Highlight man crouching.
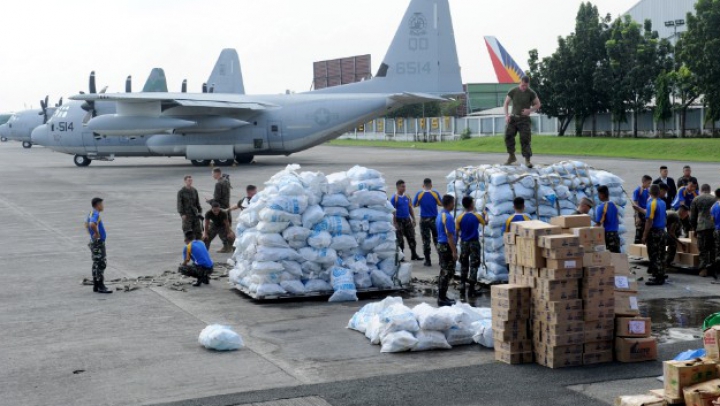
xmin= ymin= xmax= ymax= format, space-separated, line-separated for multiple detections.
xmin=179 ymin=231 xmax=214 ymax=287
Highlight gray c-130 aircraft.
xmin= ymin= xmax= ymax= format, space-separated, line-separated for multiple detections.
xmin=33 ymin=0 xmax=462 ymax=167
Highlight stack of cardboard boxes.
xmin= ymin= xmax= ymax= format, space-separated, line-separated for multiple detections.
xmin=614 ymin=316 xmax=657 ymax=363
xmin=628 ymin=231 xmax=700 ymax=268
xmin=491 ymin=284 xmax=533 ymax=364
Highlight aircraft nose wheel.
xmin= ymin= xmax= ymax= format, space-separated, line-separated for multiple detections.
xmin=190 ymin=159 xmax=211 ymax=167
xmin=235 ymin=154 xmax=254 ymax=165
xmin=22 ymin=141 xmax=32 ymax=149
xmin=0 ymin=137 xmax=7 ymax=142
xmin=214 ymin=159 xmax=234 ymax=167
xmin=74 ymin=155 xmax=92 ymax=167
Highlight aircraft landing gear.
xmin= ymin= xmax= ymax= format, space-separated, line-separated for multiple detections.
xmin=235 ymin=154 xmax=254 ymax=165
xmin=190 ymin=159 xmax=211 ymax=167
xmin=214 ymin=159 xmax=234 ymax=167
xmin=1 ymin=137 xmax=7 ymax=142
xmin=22 ymin=141 xmax=32 ymax=149
xmin=74 ymin=155 xmax=92 ymax=167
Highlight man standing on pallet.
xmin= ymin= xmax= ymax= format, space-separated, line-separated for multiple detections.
xmin=643 ymin=185 xmax=667 ymax=286
xmin=690 ymin=184 xmax=717 ymax=278
xmin=503 ymin=76 xmax=542 ymax=168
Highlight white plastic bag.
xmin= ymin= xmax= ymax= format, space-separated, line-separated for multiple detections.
xmin=313 ymin=216 xmax=352 ymax=235
xmin=256 ymin=283 xmax=286 ymax=297
xmin=353 ymin=271 xmax=372 ymax=289
xmin=321 ymin=193 xmax=351 ymax=207
xmin=324 ymin=206 xmax=350 ymax=217
xmin=370 ymin=269 xmax=394 ymax=289
xmin=378 ymin=304 xmax=420 ymax=338
xmin=280 ymin=280 xmax=306 ymax=295
xmin=198 ymin=325 xmax=244 ymax=351
xmin=380 ymin=331 xmax=418 ymax=353
xmin=330 ymin=235 xmax=359 ymax=251
xmin=413 ymin=330 xmax=452 ymax=351
xmin=444 ymin=326 xmax=475 ymax=346
xmin=256 ymin=221 xmax=291 ymax=233
xmin=256 ymin=233 xmax=290 ymax=248
xmin=329 ymin=266 xmax=358 ymax=302
xmin=413 ymin=303 xmax=463 ymax=331
xmin=298 ymin=247 xmax=338 ymax=265
xmin=304 ymin=279 xmax=332 ymax=292
xmin=308 ymin=230 xmax=333 ymax=248
xmin=471 ymin=320 xmax=494 ymax=348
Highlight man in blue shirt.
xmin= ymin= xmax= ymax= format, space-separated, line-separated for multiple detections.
xmin=643 ymin=185 xmax=668 ymax=286
xmin=632 ymin=175 xmax=652 ymax=244
xmin=391 ymin=180 xmax=423 ymax=262
xmin=713 ymin=189 xmax=720 ymax=277
xmin=413 ymin=178 xmax=442 ymax=267
xmin=179 ymin=231 xmax=215 ymax=287
xmin=673 ymin=181 xmax=699 ymax=236
xmin=456 ymin=197 xmax=486 ymax=298
xmin=595 ymin=186 xmax=621 ymax=253
xmin=86 ymin=197 xmax=112 ymax=294
xmin=436 ymin=195 xmax=458 ymax=307
xmin=503 ymin=197 xmax=532 ymax=233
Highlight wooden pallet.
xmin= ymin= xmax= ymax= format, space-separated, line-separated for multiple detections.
xmin=233 ymin=284 xmax=406 ymax=301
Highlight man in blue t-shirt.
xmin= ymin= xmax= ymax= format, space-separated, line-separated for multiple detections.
xmin=456 ymin=197 xmax=487 ymax=298
xmin=643 ymin=185 xmax=668 ymax=286
xmin=713 ymin=189 xmax=720 ymax=276
xmin=391 ymin=180 xmax=423 ymax=262
xmin=503 ymin=197 xmax=532 ymax=233
xmin=413 ymin=178 xmax=443 ymax=267
xmin=179 ymin=231 xmax=215 ymax=287
xmin=595 ymin=186 xmax=620 ymax=253
xmin=632 ymin=175 xmax=652 ymax=244
xmin=436 ymin=194 xmax=458 ymax=307
xmin=86 ymin=197 xmax=112 ymax=294
xmin=673 ymin=181 xmax=699 ymax=236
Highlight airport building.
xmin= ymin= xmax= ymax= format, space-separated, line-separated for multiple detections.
xmin=625 ymin=0 xmax=697 ymax=42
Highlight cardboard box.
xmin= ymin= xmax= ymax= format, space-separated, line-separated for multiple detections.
xmin=513 ymin=221 xmax=562 ymax=238
xmin=492 ymin=298 xmax=531 ymax=320
xmin=491 ymin=284 xmax=531 ymax=301
xmin=495 ymin=340 xmax=533 ymax=353
xmin=615 ymin=394 xmax=666 ymax=406
xmin=538 ymin=234 xmax=581 ymax=249
xmin=508 ymin=264 xmax=524 ymax=276
xmin=689 ymin=231 xmax=698 ymax=244
xmin=540 ymin=267 xmax=583 ymax=280
xmin=611 ymin=253 xmax=631 ymax=276
xmin=545 ymin=258 xmax=583 ymax=270
xmin=524 ymin=267 xmax=541 ymax=278
xmin=505 ymin=249 xmax=517 ymax=265
xmin=503 ymin=232 xmax=516 ymax=245
xmin=534 ymin=299 xmax=583 ymax=314
xmin=535 ymin=332 xmax=585 ymax=347
xmin=493 ymin=319 xmax=529 ymax=333
xmin=583 ymin=351 xmax=614 ymax=365
xmin=534 ymin=279 xmax=579 ymax=301
xmin=614 ymin=276 xmax=640 ymax=292
xmin=615 ymin=337 xmax=658 ymax=362
xmin=585 ymin=328 xmax=615 ymax=343
xmin=678 ymin=253 xmax=700 ymax=268
xmin=616 ymin=317 xmax=652 ymax=338
xmin=648 ymin=389 xmax=683 ymax=405
xmin=582 ymin=275 xmax=615 ymax=289
xmin=495 ymin=349 xmax=534 ymax=365
xmin=550 ymin=215 xmax=592 ymax=229
xmin=584 ymin=340 xmax=613 ymax=353
xmin=516 ymin=237 xmax=546 ymax=268
xmin=535 ymin=320 xmax=584 ymax=336
xmin=585 ymin=319 xmax=615 ymax=331
xmin=581 ymin=285 xmax=615 ymax=301
xmin=535 ymin=343 xmax=584 ymax=357
xmin=535 ymin=308 xmax=584 ymax=324
xmin=584 ymin=266 xmax=616 ymax=279
xmin=703 ymin=326 xmax=720 ymax=360
xmin=629 ymin=244 xmax=648 ymax=258
xmin=493 ymin=328 xmax=529 ymax=342
xmin=683 ymin=379 xmax=720 ymax=406
xmin=535 ymin=351 xmax=583 ymax=368
xmin=541 ymin=247 xmax=585 ymax=260
xmin=663 ymin=359 xmax=719 ymax=400
xmin=584 ymin=305 xmax=616 ymax=322
xmin=615 ymin=291 xmax=640 ymax=316
xmin=583 ymin=251 xmax=612 ymax=267
xmin=572 ymin=227 xmax=606 ymax=247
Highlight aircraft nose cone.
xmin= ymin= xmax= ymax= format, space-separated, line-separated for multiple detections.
xmin=31 ymin=124 xmax=49 ymax=146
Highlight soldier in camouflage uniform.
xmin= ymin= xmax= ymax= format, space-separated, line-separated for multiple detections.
xmin=391 ymin=180 xmax=423 ymax=261
xmin=503 ymin=77 xmax=542 ymax=168
xmin=436 ymin=195 xmax=458 ymax=307
xmin=595 ymin=186 xmax=621 ymax=254
xmin=207 ymin=168 xmax=232 ymax=224
xmin=665 ymin=205 xmax=688 ymax=269
xmin=643 ymin=185 xmax=668 ymax=286
xmin=456 ymin=197 xmax=486 ymax=298
xmin=177 ymin=175 xmax=203 ymax=240
xmin=712 ymin=189 xmax=720 ymax=278
xmin=690 ymin=184 xmax=717 ymax=278
xmin=86 ymin=197 xmax=112 ymax=294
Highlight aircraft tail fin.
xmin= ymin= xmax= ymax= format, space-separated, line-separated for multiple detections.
xmin=142 ymin=68 xmax=169 ymax=92
xmin=313 ymin=0 xmax=462 ymax=96
xmin=484 ymin=36 xmax=524 ymax=84
xmin=207 ymin=49 xmax=245 ymax=94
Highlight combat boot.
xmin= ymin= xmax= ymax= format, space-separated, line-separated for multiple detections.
xmin=525 ymin=158 xmax=534 ymax=169
xmin=645 ymin=277 xmax=664 ymax=286
xmin=504 ymin=153 xmax=517 ymax=165
xmin=467 ymin=283 xmax=478 ymax=297
xmin=96 ymin=282 xmax=113 ymax=294
xmin=193 ymin=278 xmax=202 ymax=287
xmin=423 ymin=259 xmax=432 ymax=267
xmin=411 ymin=251 xmax=424 ymax=261
xmin=699 ymin=269 xmax=708 ymax=278
xmin=93 ymin=280 xmax=99 ymax=293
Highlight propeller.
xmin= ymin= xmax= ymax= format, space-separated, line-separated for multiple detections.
xmin=55 ymin=97 xmax=63 ymax=108
xmin=39 ymin=95 xmax=50 ymax=124
xmin=80 ymin=71 xmax=104 ymax=120
xmin=202 ymin=83 xmax=208 ymax=93
xmin=181 ymin=79 xmax=187 ymax=93
xmin=125 ymin=75 xmax=132 ymax=93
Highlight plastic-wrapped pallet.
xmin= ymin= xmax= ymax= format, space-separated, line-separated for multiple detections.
xmin=446 ymin=161 xmax=627 ymax=284
xmin=229 ymin=164 xmax=407 ymax=302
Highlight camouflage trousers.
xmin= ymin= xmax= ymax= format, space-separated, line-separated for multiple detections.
xmin=666 ymin=236 xmax=678 ymax=267
xmin=179 ymin=264 xmax=213 ymax=280
xmin=634 ymin=212 xmax=646 ymax=244
xmin=714 ymin=230 xmax=720 ymax=268
xmin=505 ymin=116 xmax=532 ymax=158
xmin=182 ymin=216 xmax=203 ymax=240
xmin=205 ymin=224 xmax=234 ymax=249
xmin=395 ymin=218 xmax=417 ymax=254
xmin=437 ymin=243 xmax=455 ymax=295
xmin=420 ymin=217 xmax=438 ymax=259
xmin=88 ymin=240 xmax=107 ymax=284
xmin=459 ymin=240 xmax=481 ymax=284
xmin=697 ymin=229 xmax=715 ymax=270
xmin=647 ymin=228 xmax=667 ymax=279
xmin=605 ymin=231 xmax=621 ymax=254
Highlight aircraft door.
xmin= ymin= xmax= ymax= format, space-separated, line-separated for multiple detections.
xmin=267 ymin=121 xmax=283 ymax=151
xmin=82 ymin=131 xmax=98 ymax=154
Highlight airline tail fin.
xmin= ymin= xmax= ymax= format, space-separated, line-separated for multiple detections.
xmin=313 ymin=0 xmax=462 ymax=96
xmin=484 ymin=36 xmax=524 ymax=84
xmin=207 ymin=49 xmax=245 ymax=94
xmin=142 ymin=68 xmax=169 ymax=92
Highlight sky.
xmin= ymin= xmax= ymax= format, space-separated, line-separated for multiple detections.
xmin=0 ymin=0 xmax=636 ymax=111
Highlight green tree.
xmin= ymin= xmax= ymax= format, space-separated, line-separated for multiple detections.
xmin=681 ymin=0 xmax=720 ymax=133
xmin=528 ymin=40 xmax=576 ymax=136
xmin=654 ymin=71 xmax=673 ymax=136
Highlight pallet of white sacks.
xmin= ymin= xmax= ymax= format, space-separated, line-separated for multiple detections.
xmin=233 ymin=283 xmax=406 ymax=301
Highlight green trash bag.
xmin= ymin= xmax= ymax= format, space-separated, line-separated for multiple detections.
xmin=703 ymin=312 xmax=720 ymax=330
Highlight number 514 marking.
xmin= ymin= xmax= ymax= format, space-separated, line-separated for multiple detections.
xmin=396 ymin=62 xmax=432 ymax=75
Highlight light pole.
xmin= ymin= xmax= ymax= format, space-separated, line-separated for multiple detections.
xmin=664 ymin=19 xmax=686 ymax=42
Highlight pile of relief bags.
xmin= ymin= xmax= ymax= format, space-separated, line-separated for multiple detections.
xmin=229 ymin=165 xmax=412 ymax=301
xmin=447 ymin=161 xmax=627 ymax=284
xmin=347 ymin=297 xmax=494 ymax=352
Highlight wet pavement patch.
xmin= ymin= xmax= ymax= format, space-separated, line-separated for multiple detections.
xmin=639 ymin=296 xmax=720 ymax=344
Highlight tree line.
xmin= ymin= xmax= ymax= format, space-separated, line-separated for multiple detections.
xmin=528 ymin=0 xmax=720 ymax=138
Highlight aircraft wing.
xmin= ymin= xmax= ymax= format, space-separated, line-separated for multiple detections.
xmin=70 ymin=92 xmax=278 ymax=111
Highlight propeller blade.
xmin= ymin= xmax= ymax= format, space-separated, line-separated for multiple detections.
xmin=100 ymin=86 xmax=108 ymax=94
xmin=181 ymin=79 xmax=187 ymax=93
xmin=58 ymin=97 xmax=63 ymax=106
xmin=44 ymin=95 xmax=49 ymax=108
xmin=89 ymin=71 xmax=97 ymax=94
xmin=126 ymin=75 xmax=132 ymax=93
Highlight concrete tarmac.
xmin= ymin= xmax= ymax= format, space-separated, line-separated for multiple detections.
xmin=0 ymin=143 xmax=716 ymax=406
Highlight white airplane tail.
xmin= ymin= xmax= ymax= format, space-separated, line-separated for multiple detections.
xmin=314 ymin=0 xmax=462 ymax=96
xmin=207 ymin=49 xmax=245 ymax=94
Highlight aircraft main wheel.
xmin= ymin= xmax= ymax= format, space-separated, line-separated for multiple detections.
xmin=74 ymin=155 xmax=92 ymax=167
xmin=1 ymin=137 xmax=7 ymax=142
xmin=22 ymin=141 xmax=32 ymax=149
xmin=235 ymin=154 xmax=254 ymax=164
xmin=214 ymin=159 xmax=234 ymax=167
xmin=190 ymin=159 xmax=211 ymax=167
